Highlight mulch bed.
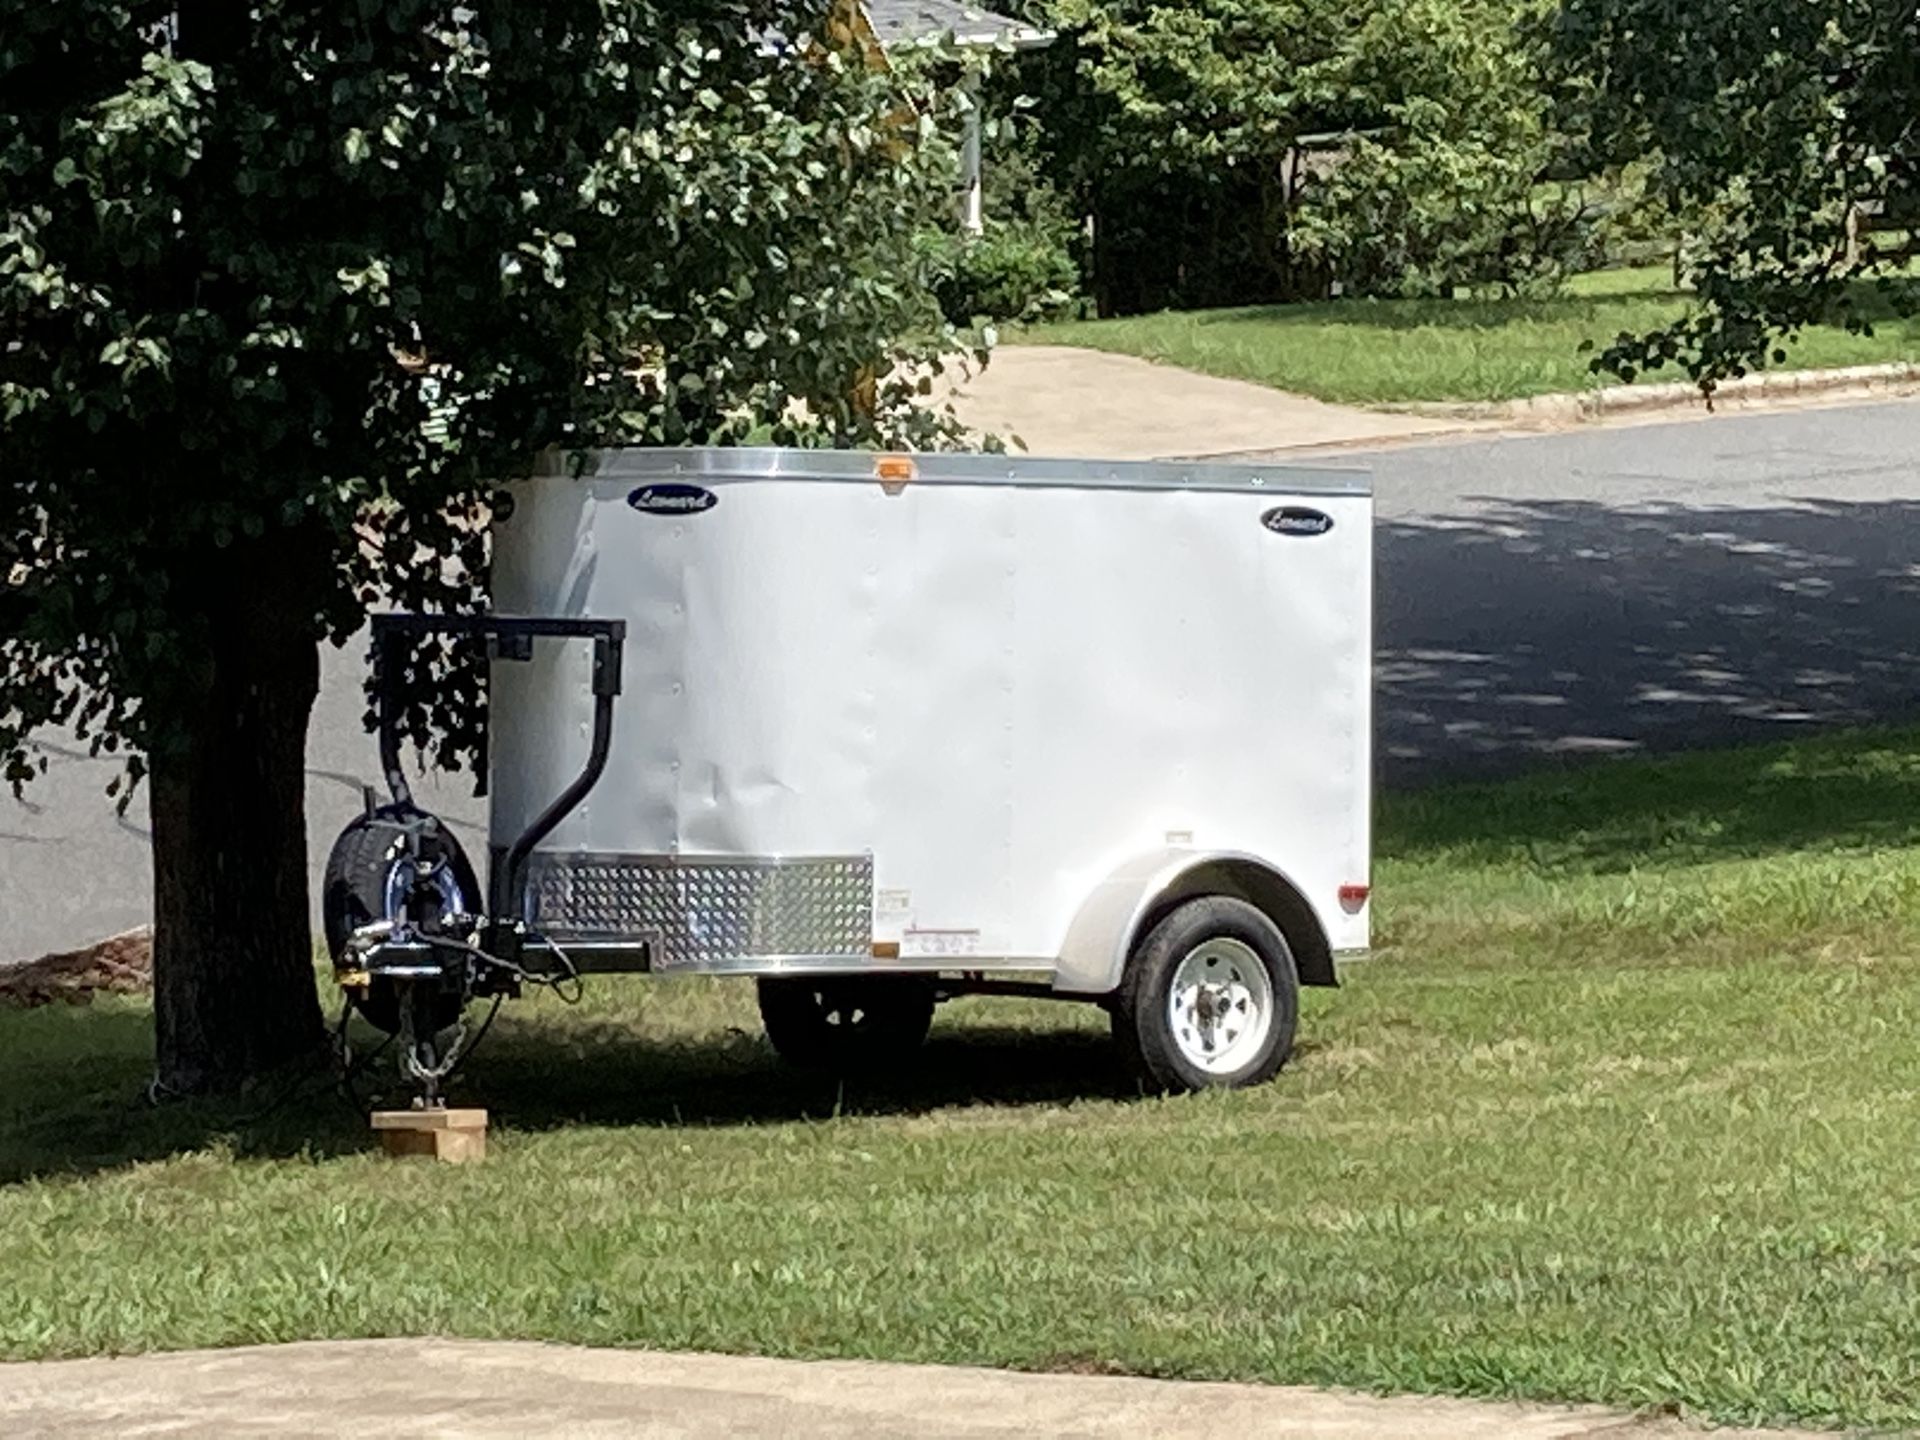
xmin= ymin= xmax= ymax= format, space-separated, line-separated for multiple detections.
xmin=0 ymin=927 xmax=153 ymax=1009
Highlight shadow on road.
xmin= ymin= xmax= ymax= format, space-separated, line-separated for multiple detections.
xmin=1379 ymin=497 xmax=1920 ymax=783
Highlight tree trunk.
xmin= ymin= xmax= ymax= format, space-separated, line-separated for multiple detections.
xmin=149 ymin=545 xmax=328 ymax=1095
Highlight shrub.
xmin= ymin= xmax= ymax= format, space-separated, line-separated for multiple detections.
xmin=1013 ymin=0 xmax=1600 ymax=311
xmin=921 ymin=219 xmax=1082 ymax=326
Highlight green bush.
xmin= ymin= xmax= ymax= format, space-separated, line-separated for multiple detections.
xmin=1294 ymin=139 xmax=1603 ymax=300
xmin=1013 ymin=0 xmax=1611 ymax=311
xmin=920 ymin=219 xmax=1083 ymax=326
xmin=1286 ymin=0 xmax=1601 ymax=299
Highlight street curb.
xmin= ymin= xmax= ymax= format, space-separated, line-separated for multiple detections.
xmin=1382 ymin=361 xmax=1920 ymax=426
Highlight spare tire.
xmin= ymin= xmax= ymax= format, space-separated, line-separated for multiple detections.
xmin=321 ymin=804 xmax=480 ymax=1035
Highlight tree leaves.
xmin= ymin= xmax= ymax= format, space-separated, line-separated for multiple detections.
xmin=1019 ymin=0 xmax=1582 ymax=309
xmin=1556 ymin=0 xmax=1920 ymax=387
xmin=1 ymin=0 xmax=976 ymax=796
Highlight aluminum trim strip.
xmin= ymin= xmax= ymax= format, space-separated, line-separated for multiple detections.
xmin=635 ymin=956 xmax=1059 ymax=976
xmin=532 ymin=446 xmax=1371 ymax=498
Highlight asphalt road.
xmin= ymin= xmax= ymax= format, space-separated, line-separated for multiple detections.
xmin=1364 ymin=401 xmax=1920 ymax=778
xmin=7 ymin=399 xmax=1920 ymax=965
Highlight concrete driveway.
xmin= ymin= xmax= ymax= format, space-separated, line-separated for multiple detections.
xmin=944 ymin=345 xmax=1472 ymax=458
xmin=0 ymin=1340 xmax=1827 ymax=1440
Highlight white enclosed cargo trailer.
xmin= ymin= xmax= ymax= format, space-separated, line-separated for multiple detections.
xmin=326 ymin=447 xmax=1373 ymax=1096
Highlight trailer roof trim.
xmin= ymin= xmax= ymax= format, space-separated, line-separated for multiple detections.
xmin=534 ymin=447 xmax=1372 ymax=497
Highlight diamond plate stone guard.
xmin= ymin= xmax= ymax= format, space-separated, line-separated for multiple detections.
xmin=523 ymin=853 xmax=873 ymax=968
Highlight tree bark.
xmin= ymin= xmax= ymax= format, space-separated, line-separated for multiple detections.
xmin=149 ymin=541 xmax=328 ymax=1095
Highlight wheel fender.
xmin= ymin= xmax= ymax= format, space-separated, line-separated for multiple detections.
xmin=1052 ymin=849 xmax=1335 ymax=997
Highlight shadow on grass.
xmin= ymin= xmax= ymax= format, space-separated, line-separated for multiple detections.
xmin=466 ymin=1012 xmax=1133 ymax=1135
xmin=0 ymin=1003 xmax=365 ymax=1185
xmin=0 ymin=1000 xmax=1138 ymax=1186
xmin=1380 ymin=727 xmax=1920 ymax=875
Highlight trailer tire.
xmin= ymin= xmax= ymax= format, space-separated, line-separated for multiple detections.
xmin=321 ymin=808 xmax=480 ymax=1036
xmin=757 ymin=977 xmax=937 ymax=1073
xmin=1113 ymin=896 xmax=1299 ymax=1092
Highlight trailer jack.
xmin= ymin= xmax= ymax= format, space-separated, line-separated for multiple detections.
xmin=325 ymin=613 xmax=625 ymax=1107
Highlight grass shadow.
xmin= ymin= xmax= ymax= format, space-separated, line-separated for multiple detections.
xmin=1381 ymin=726 xmax=1920 ymax=876
xmin=467 ymin=1009 xmax=1133 ymax=1134
xmin=0 ymin=995 xmax=1139 ymax=1186
xmin=0 ymin=1002 xmax=377 ymax=1185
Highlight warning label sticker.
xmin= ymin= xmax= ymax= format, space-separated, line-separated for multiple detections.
xmin=902 ymin=927 xmax=982 ymax=959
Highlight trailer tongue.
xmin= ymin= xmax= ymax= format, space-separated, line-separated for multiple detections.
xmin=325 ymin=447 xmax=1373 ymax=1105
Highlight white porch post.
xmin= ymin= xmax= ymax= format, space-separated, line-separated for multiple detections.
xmin=961 ymin=74 xmax=984 ymax=235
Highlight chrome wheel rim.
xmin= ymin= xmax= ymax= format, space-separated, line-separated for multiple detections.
xmin=1167 ymin=938 xmax=1273 ymax=1075
xmin=381 ymin=852 xmax=469 ymax=926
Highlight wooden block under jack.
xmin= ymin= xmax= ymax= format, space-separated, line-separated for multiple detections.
xmin=370 ymin=1108 xmax=488 ymax=1163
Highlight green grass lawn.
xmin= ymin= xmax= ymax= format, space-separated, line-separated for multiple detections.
xmin=11 ymin=730 xmax=1920 ymax=1429
xmin=1018 ymin=267 xmax=1920 ymax=406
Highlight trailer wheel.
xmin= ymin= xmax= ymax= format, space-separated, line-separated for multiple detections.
xmin=1113 ymin=896 xmax=1299 ymax=1092
xmin=757 ymin=977 xmax=936 ymax=1073
xmin=321 ymin=807 xmax=480 ymax=1036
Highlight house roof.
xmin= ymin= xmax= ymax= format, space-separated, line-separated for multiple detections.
xmin=863 ymin=1 xmax=1055 ymax=50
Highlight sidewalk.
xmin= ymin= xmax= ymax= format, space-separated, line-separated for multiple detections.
xmin=0 ymin=1339 xmax=1830 ymax=1439
xmin=945 ymin=344 xmax=1920 ymax=463
xmin=945 ymin=345 xmax=1477 ymax=460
